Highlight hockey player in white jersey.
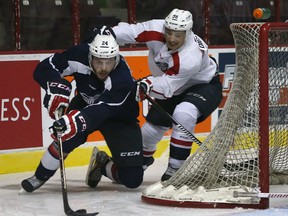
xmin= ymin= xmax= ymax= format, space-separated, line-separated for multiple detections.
xmin=113 ymin=9 xmax=223 ymax=181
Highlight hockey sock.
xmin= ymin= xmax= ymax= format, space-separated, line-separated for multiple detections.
xmin=142 ymin=122 xmax=169 ymax=157
xmin=102 ymin=160 xmax=121 ymax=183
xmin=35 ymin=142 xmax=66 ymax=181
xmin=168 ymin=102 xmax=199 ymax=168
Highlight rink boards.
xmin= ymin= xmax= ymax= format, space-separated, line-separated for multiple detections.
xmin=0 ymin=48 xmax=234 ymax=174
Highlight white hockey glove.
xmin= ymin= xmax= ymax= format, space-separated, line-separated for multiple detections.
xmin=135 ymin=76 xmax=153 ymax=102
xmin=44 ymin=79 xmax=72 ymax=119
xmin=50 ymin=110 xmax=87 ymax=142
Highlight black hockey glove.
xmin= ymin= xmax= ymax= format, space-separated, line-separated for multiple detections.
xmin=135 ymin=76 xmax=153 ymax=102
xmin=50 ymin=110 xmax=87 ymax=142
xmin=44 ymin=79 xmax=72 ymax=119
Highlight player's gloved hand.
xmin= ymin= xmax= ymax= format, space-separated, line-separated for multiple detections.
xmin=44 ymin=79 xmax=72 ymax=119
xmin=50 ymin=110 xmax=87 ymax=142
xmin=135 ymin=76 xmax=153 ymax=102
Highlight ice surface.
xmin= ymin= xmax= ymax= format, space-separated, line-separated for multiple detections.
xmin=0 ymin=157 xmax=288 ymax=216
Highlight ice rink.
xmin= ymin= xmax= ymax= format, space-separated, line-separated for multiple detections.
xmin=1 ymin=156 xmax=288 ymax=216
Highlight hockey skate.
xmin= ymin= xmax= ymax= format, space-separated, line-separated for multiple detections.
xmin=85 ymin=147 xmax=110 ymax=188
xmin=161 ymin=166 xmax=179 ymax=182
xmin=21 ymin=175 xmax=46 ymax=192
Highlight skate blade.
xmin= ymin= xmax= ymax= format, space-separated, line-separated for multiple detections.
xmin=85 ymin=147 xmax=99 ymax=185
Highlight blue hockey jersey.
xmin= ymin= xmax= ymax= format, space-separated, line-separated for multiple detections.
xmin=33 ymin=43 xmax=139 ymax=132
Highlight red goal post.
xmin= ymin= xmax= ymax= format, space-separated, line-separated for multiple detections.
xmin=142 ymin=22 xmax=288 ymax=209
xmin=258 ymin=22 xmax=288 ymax=208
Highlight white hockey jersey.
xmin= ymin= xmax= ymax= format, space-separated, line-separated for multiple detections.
xmin=113 ymin=19 xmax=217 ymax=99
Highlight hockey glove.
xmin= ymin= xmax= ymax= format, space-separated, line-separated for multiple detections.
xmin=135 ymin=77 xmax=153 ymax=102
xmin=50 ymin=110 xmax=87 ymax=142
xmin=44 ymin=79 xmax=72 ymax=119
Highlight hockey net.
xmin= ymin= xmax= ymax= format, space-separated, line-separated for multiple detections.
xmin=142 ymin=22 xmax=288 ymax=209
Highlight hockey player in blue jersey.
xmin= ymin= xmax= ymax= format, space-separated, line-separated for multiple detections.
xmin=21 ymin=26 xmax=144 ymax=192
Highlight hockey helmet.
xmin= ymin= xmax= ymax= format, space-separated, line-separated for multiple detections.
xmin=89 ymin=34 xmax=119 ymax=59
xmin=164 ymin=9 xmax=193 ymax=33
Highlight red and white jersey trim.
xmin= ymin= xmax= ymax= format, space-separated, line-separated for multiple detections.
xmin=113 ymin=20 xmax=217 ymax=99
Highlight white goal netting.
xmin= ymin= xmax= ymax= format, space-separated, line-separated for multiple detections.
xmin=142 ymin=22 xmax=288 ymax=208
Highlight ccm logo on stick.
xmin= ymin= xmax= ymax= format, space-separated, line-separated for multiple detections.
xmin=120 ymin=151 xmax=141 ymax=157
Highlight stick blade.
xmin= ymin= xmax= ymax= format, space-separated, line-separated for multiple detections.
xmin=65 ymin=208 xmax=99 ymax=216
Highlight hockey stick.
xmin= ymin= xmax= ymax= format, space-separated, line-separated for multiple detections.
xmin=144 ymin=93 xmax=258 ymax=170
xmin=143 ymin=93 xmax=202 ymax=146
xmin=55 ymin=109 xmax=98 ymax=216
xmin=233 ymin=191 xmax=288 ymax=198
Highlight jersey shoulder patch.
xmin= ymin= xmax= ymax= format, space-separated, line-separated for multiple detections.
xmin=193 ymin=35 xmax=207 ymax=51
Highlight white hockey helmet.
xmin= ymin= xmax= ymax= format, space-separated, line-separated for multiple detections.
xmin=89 ymin=34 xmax=119 ymax=59
xmin=164 ymin=9 xmax=193 ymax=34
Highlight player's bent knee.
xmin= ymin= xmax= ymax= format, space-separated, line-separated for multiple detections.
xmin=118 ymin=166 xmax=144 ymax=189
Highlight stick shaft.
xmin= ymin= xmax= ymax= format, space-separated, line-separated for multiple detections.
xmin=55 ymin=109 xmax=73 ymax=214
xmin=54 ymin=109 xmax=99 ymax=216
xmin=144 ymin=94 xmax=202 ymax=145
